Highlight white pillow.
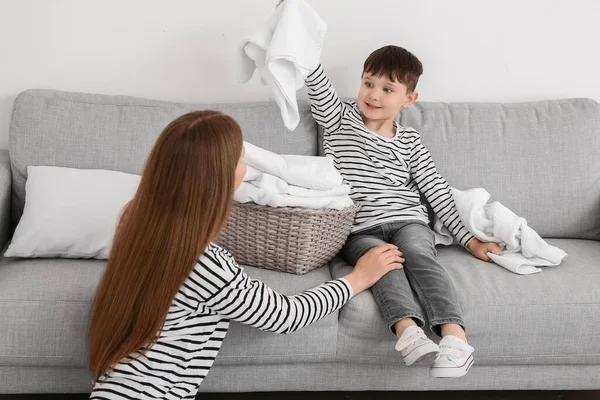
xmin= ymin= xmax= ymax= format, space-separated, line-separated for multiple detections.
xmin=4 ymin=166 xmax=140 ymax=259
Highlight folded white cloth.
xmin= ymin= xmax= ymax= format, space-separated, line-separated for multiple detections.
xmin=279 ymin=154 xmax=343 ymax=190
xmin=243 ymin=141 xmax=286 ymax=175
xmin=245 ymin=166 xmax=351 ymax=198
xmin=237 ymin=142 xmax=352 ymax=209
xmin=433 ymin=188 xmax=567 ymax=275
xmin=244 ymin=141 xmax=343 ymax=190
xmin=234 ymin=181 xmax=354 ymax=210
xmin=238 ymin=0 xmax=326 ymax=130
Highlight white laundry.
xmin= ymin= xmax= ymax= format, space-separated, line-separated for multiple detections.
xmin=433 ymin=188 xmax=567 ymax=275
xmin=238 ymin=0 xmax=326 ymax=130
xmin=248 ymin=168 xmax=351 ymax=198
xmin=243 ymin=141 xmax=286 ymax=176
xmin=243 ymin=165 xmax=263 ymax=182
xmin=234 ymin=182 xmax=353 ymax=210
xmin=236 ymin=142 xmax=353 ymax=210
xmin=243 ymin=141 xmax=343 ymax=190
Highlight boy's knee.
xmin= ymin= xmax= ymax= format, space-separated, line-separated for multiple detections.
xmin=401 ymin=242 xmax=435 ymax=259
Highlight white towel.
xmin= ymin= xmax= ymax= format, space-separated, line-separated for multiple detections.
xmin=238 ymin=0 xmax=326 ymax=130
xmin=237 ymin=148 xmax=352 ymax=209
xmin=243 ymin=165 xmax=263 ymax=182
xmin=243 ymin=141 xmax=287 ymax=177
xmin=251 ymin=169 xmax=351 ymax=198
xmin=433 ymin=188 xmax=567 ymax=275
xmin=280 ymin=154 xmax=343 ymax=190
xmin=234 ymin=182 xmax=354 ymax=210
xmin=244 ymin=141 xmax=343 ymax=190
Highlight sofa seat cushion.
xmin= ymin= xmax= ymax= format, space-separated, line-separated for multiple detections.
xmin=216 ymin=264 xmax=340 ymax=365
xmin=0 ymin=256 xmax=104 ymax=368
xmin=0 ymin=255 xmax=338 ymax=367
xmin=331 ymin=238 xmax=600 ymax=366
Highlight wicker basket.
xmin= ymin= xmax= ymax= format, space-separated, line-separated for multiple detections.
xmin=216 ymin=202 xmax=358 ymax=275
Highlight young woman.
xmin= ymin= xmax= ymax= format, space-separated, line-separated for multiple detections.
xmin=89 ymin=110 xmax=404 ymax=399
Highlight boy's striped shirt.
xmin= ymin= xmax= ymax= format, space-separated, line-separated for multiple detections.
xmin=306 ymin=64 xmax=474 ymax=248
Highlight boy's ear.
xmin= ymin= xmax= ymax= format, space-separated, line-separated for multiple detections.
xmin=406 ymin=90 xmax=419 ymax=107
xmin=405 ymin=91 xmax=419 ymax=107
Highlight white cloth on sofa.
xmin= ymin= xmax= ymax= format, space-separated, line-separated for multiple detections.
xmin=433 ymin=187 xmax=567 ymax=275
xmin=238 ymin=0 xmax=326 ymax=131
xmin=243 ymin=141 xmax=343 ymax=190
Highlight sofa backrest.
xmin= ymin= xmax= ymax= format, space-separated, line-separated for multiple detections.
xmin=9 ymin=90 xmax=600 ymax=240
xmin=9 ymin=89 xmax=318 ymax=226
xmin=398 ymin=98 xmax=600 ymax=240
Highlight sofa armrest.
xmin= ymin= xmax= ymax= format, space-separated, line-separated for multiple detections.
xmin=0 ymin=149 xmax=11 ymax=250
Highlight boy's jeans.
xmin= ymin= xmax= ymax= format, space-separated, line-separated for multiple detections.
xmin=341 ymin=220 xmax=465 ymax=337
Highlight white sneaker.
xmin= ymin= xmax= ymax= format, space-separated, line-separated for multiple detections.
xmin=429 ymin=335 xmax=474 ymax=378
xmin=395 ymin=326 xmax=440 ymax=366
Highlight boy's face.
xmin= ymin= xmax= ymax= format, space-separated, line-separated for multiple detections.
xmin=358 ymin=72 xmax=418 ymax=123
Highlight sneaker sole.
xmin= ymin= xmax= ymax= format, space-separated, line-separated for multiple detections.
xmin=403 ymin=342 xmax=440 ymax=366
xmin=429 ymin=355 xmax=474 ymax=378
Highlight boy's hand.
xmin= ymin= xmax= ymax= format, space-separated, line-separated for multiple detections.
xmin=468 ymin=238 xmax=503 ymax=262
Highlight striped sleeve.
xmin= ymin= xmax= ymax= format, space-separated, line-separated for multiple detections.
xmin=195 ymin=246 xmax=353 ymax=334
xmin=305 ymin=64 xmax=347 ymax=134
xmin=408 ymin=134 xmax=475 ymax=248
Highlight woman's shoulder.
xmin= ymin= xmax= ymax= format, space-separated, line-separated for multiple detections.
xmin=179 ymin=244 xmax=240 ymax=303
xmin=196 ymin=243 xmax=242 ymax=278
xmin=204 ymin=243 xmax=238 ymax=263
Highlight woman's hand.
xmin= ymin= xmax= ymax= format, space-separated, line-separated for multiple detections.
xmin=344 ymin=244 xmax=405 ymax=295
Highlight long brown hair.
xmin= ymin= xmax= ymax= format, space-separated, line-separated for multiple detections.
xmin=89 ymin=110 xmax=243 ymax=379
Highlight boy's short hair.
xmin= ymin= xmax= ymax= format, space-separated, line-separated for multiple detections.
xmin=363 ymin=45 xmax=423 ymax=93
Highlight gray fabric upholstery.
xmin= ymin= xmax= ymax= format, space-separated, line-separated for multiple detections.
xmin=202 ymin=363 xmax=600 ymax=392
xmin=331 ymin=238 xmax=600 ymax=366
xmin=0 ymin=150 xmax=10 ymax=249
xmin=1 ymin=364 xmax=600 ymax=394
xmin=0 ymin=256 xmax=338 ymax=368
xmin=2 ymin=90 xmax=600 ymax=393
xmin=399 ymin=99 xmax=600 ymax=240
xmin=211 ymin=265 xmax=340 ymax=365
xmin=0 ymin=254 xmax=104 ymax=368
xmin=9 ymin=89 xmax=318 ymax=226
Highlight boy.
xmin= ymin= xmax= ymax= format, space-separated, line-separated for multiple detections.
xmin=305 ymin=45 xmax=502 ymax=378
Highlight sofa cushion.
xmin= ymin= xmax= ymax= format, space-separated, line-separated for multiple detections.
xmin=9 ymin=89 xmax=318 ymax=226
xmin=0 ymin=255 xmax=104 ymax=368
xmin=331 ymin=238 xmax=600 ymax=366
xmin=216 ymin=265 xmax=340 ymax=365
xmin=0 ymin=255 xmax=337 ymax=368
xmin=5 ymin=166 xmax=140 ymax=259
xmin=398 ymin=99 xmax=600 ymax=240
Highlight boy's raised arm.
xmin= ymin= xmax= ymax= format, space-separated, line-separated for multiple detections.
xmin=305 ymin=64 xmax=347 ymax=135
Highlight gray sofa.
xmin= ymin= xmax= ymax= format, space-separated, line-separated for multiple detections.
xmin=0 ymin=89 xmax=599 ymax=394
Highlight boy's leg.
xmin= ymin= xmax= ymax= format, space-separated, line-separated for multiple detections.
xmin=390 ymin=221 xmax=474 ymax=376
xmin=389 ymin=221 xmax=465 ymax=337
xmin=342 ymin=224 xmax=439 ymax=366
xmin=341 ymin=228 xmax=425 ymax=335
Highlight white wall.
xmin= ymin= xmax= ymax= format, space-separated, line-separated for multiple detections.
xmin=1 ymin=0 xmax=599 ymax=149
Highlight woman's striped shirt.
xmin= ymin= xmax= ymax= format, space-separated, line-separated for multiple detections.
xmin=90 ymin=243 xmax=353 ymax=399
